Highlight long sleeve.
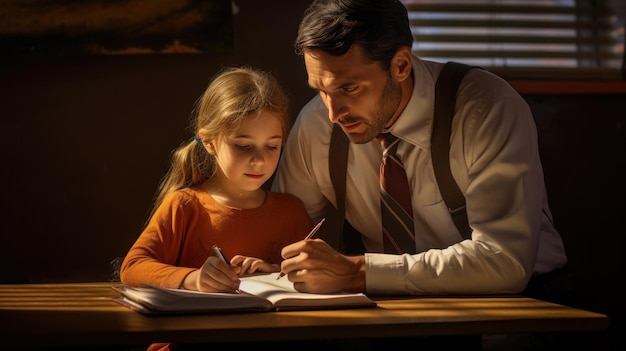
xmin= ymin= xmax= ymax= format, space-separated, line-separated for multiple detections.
xmin=120 ymin=188 xmax=312 ymax=289
xmin=274 ymin=57 xmax=567 ymax=296
xmin=367 ymin=75 xmax=561 ymax=294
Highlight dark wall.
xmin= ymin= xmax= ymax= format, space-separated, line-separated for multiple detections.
xmin=528 ymin=94 xmax=625 ymax=350
xmin=0 ymin=0 xmax=314 ymax=283
xmin=0 ymin=1 xmax=624 ymax=349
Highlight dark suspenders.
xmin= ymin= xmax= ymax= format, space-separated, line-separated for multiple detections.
xmin=432 ymin=61 xmax=475 ymax=240
xmin=324 ymin=61 xmax=476 ymax=254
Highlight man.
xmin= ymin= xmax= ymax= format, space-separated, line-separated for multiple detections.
xmin=273 ymin=0 xmax=570 ymax=304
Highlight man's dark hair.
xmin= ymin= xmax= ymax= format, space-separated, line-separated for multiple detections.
xmin=295 ymin=0 xmax=413 ymax=70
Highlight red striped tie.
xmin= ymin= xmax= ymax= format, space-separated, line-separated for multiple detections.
xmin=378 ymin=133 xmax=416 ymax=254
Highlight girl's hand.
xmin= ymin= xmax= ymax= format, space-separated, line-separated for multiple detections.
xmin=182 ymin=256 xmax=240 ymax=293
xmin=230 ymin=255 xmax=280 ymax=275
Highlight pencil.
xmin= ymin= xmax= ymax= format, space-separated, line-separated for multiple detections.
xmin=276 ymin=218 xmax=326 ymax=280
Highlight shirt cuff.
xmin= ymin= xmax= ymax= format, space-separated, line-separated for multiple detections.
xmin=365 ymin=253 xmax=411 ymax=294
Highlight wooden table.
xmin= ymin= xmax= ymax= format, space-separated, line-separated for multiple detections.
xmin=0 ymin=282 xmax=609 ymax=350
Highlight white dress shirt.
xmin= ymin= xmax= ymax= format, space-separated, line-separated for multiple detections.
xmin=272 ymin=56 xmax=568 ymax=295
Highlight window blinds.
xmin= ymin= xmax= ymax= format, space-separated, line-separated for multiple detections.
xmin=403 ymin=0 xmax=625 ymax=80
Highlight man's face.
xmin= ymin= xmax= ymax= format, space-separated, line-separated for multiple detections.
xmin=304 ymin=45 xmax=404 ymax=144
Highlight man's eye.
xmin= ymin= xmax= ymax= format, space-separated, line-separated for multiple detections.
xmin=344 ymin=86 xmax=358 ymax=93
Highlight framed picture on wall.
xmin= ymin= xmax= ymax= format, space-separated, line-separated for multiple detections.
xmin=0 ymin=0 xmax=234 ymax=56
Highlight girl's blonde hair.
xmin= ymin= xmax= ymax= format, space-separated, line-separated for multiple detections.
xmin=149 ymin=66 xmax=290 ymax=219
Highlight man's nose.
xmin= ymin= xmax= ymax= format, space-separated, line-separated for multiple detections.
xmin=326 ymin=95 xmax=349 ymax=123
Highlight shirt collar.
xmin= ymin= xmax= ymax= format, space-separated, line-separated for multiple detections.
xmin=385 ymin=55 xmax=439 ymax=150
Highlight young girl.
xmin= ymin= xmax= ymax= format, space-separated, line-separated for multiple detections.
xmin=120 ymin=67 xmax=312 ymax=294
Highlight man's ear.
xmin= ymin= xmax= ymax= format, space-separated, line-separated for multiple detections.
xmin=391 ymin=46 xmax=413 ymax=82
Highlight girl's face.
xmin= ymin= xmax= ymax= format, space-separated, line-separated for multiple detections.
xmin=211 ymin=109 xmax=284 ymax=194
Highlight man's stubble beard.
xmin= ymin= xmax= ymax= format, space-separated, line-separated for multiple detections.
xmin=342 ymin=76 xmax=402 ymax=145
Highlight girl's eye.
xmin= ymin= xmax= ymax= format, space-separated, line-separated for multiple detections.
xmin=234 ymin=144 xmax=279 ymax=152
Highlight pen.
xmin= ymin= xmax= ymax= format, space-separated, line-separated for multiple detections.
xmin=276 ymin=217 xmax=326 ymax=280
xmin=212 ymin=244 xmax=230 ymax=267
xmin=212 ymin=245 xmax=241 ymax=294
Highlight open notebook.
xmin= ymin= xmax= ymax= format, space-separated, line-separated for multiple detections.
xmin=115 ymin=272 xmax=376 ymax=315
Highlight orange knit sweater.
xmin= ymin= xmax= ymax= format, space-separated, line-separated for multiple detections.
xmin=120 ymin=186 xmax=312 ymax=289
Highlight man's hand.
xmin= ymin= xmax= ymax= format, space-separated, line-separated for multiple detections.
xmin=280 ymin=238 xmax=366 ymax=293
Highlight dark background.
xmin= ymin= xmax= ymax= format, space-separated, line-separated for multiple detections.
xmin=0 ymin=1 xmax=624 ymax=349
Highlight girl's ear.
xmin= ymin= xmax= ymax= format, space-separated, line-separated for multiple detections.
xmin=198 ymin=132 xmax=216 ymax=155
xmin=205 ymin=141 xmax=216 ymax=155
